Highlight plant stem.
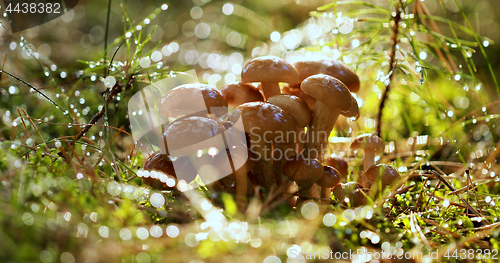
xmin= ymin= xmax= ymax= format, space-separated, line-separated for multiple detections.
xmin=72 ymin=75 xmax=135 ymax=145
xmin=376 ymin=5 xmax=401 ymax=136
xmin=104 ymin=0 xmax=112 ymax=77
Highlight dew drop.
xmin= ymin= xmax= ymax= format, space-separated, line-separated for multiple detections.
xmin=104 ymin=76 xmax=116 ymax=88
xmin=139 ymin=57 xmax=151 ymax=68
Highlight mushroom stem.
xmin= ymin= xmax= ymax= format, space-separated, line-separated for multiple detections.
xmin=272 ymin=142 xmax=295 ymax=186
xmin=306 ymin=101 xmax=340 ymax=160
xmin=300 ymin=183 xmax=321 ymax=201
xmin=260 ymin=82 xmax=281 ymax=100
xmin=249 ymin=134 xmax=276 ymax=191
xmin=189 ymin=155 xmax=220 ymax=185
xmin=234 ymin=169 xmax=248 ymax=211
xmin=363 ymin=151 xmax=376 ymax=172
xmin=320 ymin=187 xmax=332 ymax=205
xmin=296 ymin=127 xmax=306 ymax=152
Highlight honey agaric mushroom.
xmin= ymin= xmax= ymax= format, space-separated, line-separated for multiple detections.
xmin=333 ymin=182 xmax=366 ymax=207
xmin=284 ymin=181 xmax=299 ymax=207
xmin=140 ymin=151 xmax=178 ymax=190
xmin=160 ymin=83 xmax=228 ymax=119
xmin=267 ymin=94 xmax=311 ymax=162
xmin=316 ymin=165 xmax=342 ymax=204
xmin=163 ymin=116 xmax=228 ymax=190
xmin=293 ymin=59 xmax=361 ymax=93
xmin=282 ymin=85 xmax=316 ymax=110
xmin=359 ymin=164 xmax=401 ymax=196
xmin=241 ymin=56 xmax=299 ymax=100
xmin=325 ymin=156 xmax=349 ymax=179
xmin=350 ymin=133 xmax=385 ymax=171
xmin=282 ymin=155 xmax=324 ymax=200
xmin=221 ymin=81 xmax=264 ymax=108
xmin=301 ymin=74 xmax=356 ymax=160
xmin=236 ymin=102 xmax=295 ymax=191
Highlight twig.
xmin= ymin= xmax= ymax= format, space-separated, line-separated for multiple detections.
xmin=430 ymin=170 xmax=491 ymax=225
xmin=376 ymin=5 xmax=401 ymax=135
xmin=21 ymin=108 xmax=49 ymax=152
xmin=71 ymin=74 xmax=135 ymax=145
xmin=0 ymin=54 xmax=7 ymax=83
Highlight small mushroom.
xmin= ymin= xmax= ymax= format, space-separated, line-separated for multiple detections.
xmin=332 ymin=182 xmax=366 ymax=207
xmin=236 ymin=102 xmax=295 ymax=191
xmin=140 ymin=151 xmax=178 ymax=190
xmin=350 ymin=133 xmax=385 ymax=171
xmin=301 ymin=74 xmax=357 ymax=161
xmin=293 ymin=59 xmax=361 ymax=93
xmin=241 ymin=56 xmax=299 ymax=100
xmin=160 ymin=83 xmax=228 ymax=119
xmin=221 ymin=81 xmax=264 ymax=108
xmin=282 ymin=155 xmax=324 ymax=200
xmin=316 ymin=165 xmax=342 ymax=204
xmin=325 ymin=156 xmax=349 ymax=180
xmin=284 ymin=181 xmax=299 ymax=207
xmin=359 ymin=164 xmax=401 ymax=196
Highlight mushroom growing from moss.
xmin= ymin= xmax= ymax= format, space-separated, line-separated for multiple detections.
xmin=350 ymin=133 xmax=385 ymax=171
xmin=300 ymin=74 xmax=357 ymax=161
xmin=140 ymin=152 xmax=178 ymax=190
xmin=333 ymin=182 xmax=366 ymax=207
xmin=325 ymin=156 xmax=349 ymax=180
xmin=241 ymin=56 xmax=299 ymax=100
xmin=359 ymin=163 xmax=401 ymax=196
xmin=316 ymin=165 xmax=342 ymax=204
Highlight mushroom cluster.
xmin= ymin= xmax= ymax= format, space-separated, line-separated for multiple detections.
xmin=138 ymin=56 xmax=368 ymax=209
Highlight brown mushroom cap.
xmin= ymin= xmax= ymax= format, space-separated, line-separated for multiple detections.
xmin=144 ymin=151 xmax=176 ymax=176
xmin=325 ymin=156 xmax=349 ymax=178
xmin=236 ymin=102 xmax=295 ymax=141
xmin=267 ymin=94 xmax=311 ymax=128
xmin=293 ymin=59 xmax=360 ymax=93
xmin=317 ymin=165 xmax=341 ymax=188
xmin=362 ymin=164 xmax=401 ymax=188
xmin=163 ymin=116 xmax=226 ymax=154
xmin=342 ymin=96 xmax=360 ymax=119
xmin=142 ymin=152 xmax=197 ymax=189
xmin=142 ymin=152 xmax=176 ymax=190
xmin=282 ymin=85 xmax=316 ymax=110
xmin=241 ymin=56 xmax=299 ymax=85
xmin=301 ymin=74 xmax=352 ymax=113
xmin=332 ymin=182 xmax=366 ymax=206
xmin=282 ymin=155 xmax=324 ymax=189
xmin=160 ymin=83 xmax=228 ymax=118
xmin=350 ymin=133 xmax=385 ymax=153
xmin=221 ymin=82 xmax=264 ymax=108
